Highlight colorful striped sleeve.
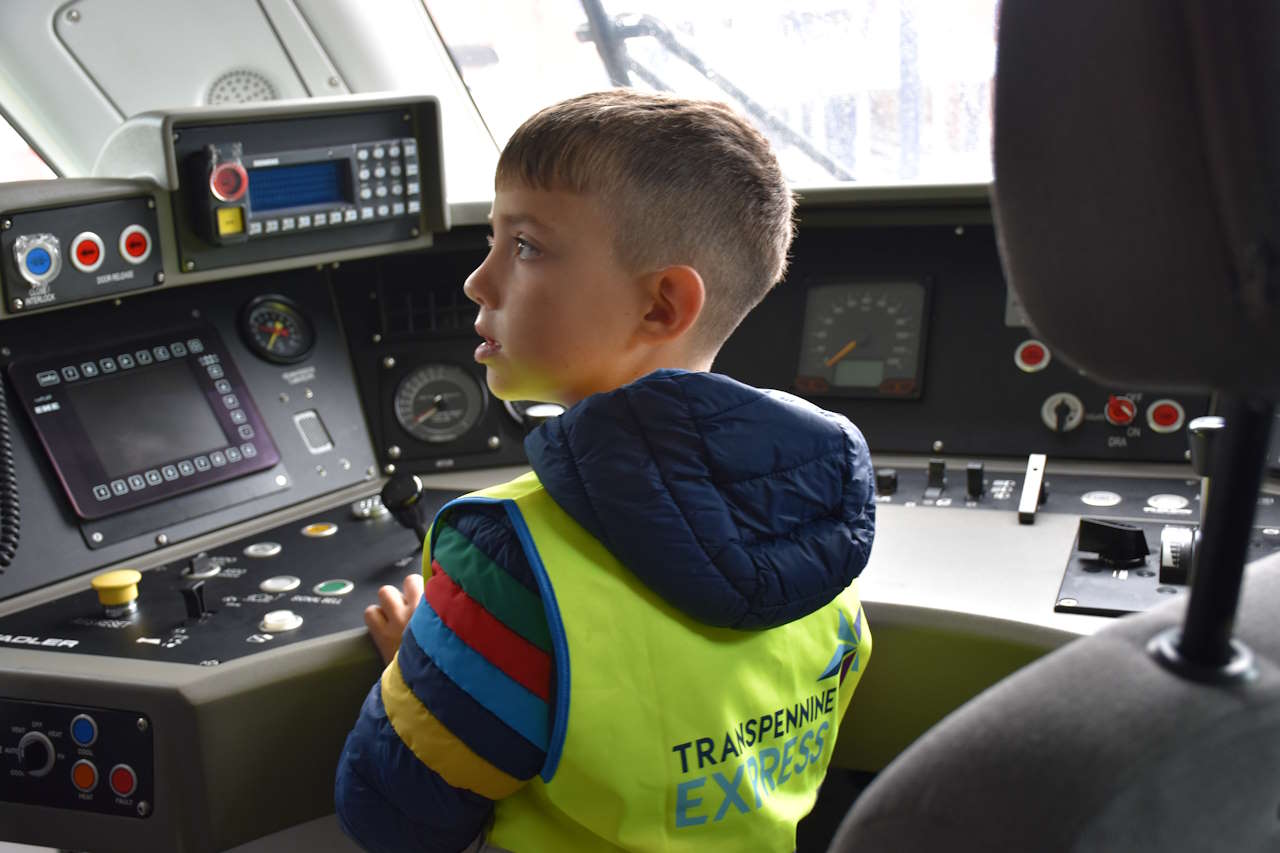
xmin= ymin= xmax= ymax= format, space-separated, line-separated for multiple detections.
xmin=336 ymin=504 xmax=553 ymax=852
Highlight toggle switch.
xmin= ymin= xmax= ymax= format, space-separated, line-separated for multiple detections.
xmin=1077 ymin=518 xmax=1149 ymax=567
xmin=966 ymin=462 xmax=985 ymax=500
xmin=924 ymin=459 xmax=946 ymax=500
xmin=182 ymin=580 xmax=210 ymax=620
xmin=874 ymin=467 xmax=898 ymax=497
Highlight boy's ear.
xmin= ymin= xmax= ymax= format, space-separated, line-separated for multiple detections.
xmin=640 ymin=265 xmax=705 ymax=342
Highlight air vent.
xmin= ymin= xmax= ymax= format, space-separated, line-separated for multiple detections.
xmin=379 ymin=278 xmax=478 ymax=339
xmin=207 ymin=69 xmax=278 ymax=105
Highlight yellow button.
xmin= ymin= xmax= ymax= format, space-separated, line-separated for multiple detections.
xmin=90 ymin=569 xmax=141 ymax=607
xmin=301 ymin=522 xmax=338 ymax=538
xmin=216 ymin=206 xmax=245 ymax=236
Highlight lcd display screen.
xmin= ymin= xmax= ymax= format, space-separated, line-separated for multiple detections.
xmin=248 ymin=160 xmax=346 ymax=212
xmin=65 ymin=360 xmax=228 ymax=479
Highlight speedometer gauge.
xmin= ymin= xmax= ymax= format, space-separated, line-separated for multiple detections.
xmin=393 ymin=364 xmax=487 ymax=444
xmin=794 ymin=280 xmax=928 ymax=398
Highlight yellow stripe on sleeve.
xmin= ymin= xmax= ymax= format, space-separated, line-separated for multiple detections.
xmin=380 ymin=654 xmax=526 ymax=800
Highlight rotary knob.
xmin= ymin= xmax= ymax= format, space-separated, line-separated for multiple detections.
xmin=1041 ymin=392 xmax=1084 ymax=432
xmin=1105 ymin=395 xmax=1138 ymax=427
xmin=17 ymin=731 xmax=55 ymax=777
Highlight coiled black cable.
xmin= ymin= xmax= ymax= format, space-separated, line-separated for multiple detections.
xmin=0 ymin=376 xmax=21 ymax=568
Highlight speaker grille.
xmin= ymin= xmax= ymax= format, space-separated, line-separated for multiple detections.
xmin=207 ymin=69 xmax=278 ymax=105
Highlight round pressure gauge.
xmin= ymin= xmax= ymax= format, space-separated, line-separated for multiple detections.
xmin=240 ymin=295 xmax=315 ymax=364
xmin=393 ymin=364 xmax=487 ymax=444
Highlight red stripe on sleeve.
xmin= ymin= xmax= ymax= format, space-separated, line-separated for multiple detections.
xmin=425 ymin=561 xmax=552 ymax=702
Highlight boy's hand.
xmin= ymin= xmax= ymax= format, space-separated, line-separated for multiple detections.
xmin=364 ymin=573 xmax=424 ymax=664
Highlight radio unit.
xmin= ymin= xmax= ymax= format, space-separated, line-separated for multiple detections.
xmin=194 ymin=137 xmax=425 ymax=246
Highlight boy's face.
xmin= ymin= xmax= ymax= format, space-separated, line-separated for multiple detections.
xmin=463 ymin=184 xmax=650 ymax=406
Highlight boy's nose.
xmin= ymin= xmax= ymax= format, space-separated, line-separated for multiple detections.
xmin=462 ymin=264 xmax=488 ymax=307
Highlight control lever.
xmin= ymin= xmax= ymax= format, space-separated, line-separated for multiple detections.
xmin=1166 ymin=416 xmax=1224 ymax=587
xmin=1017 ymin=453 xmax=1047 ymax=524
xmin=1077 ymin=518 xmax=1148 ymax=567
xmin=924 ymin=459 xmax=946 ymax=500
xmin=1188 ymin=415 xmax=1225 ymax=519
xmin=381 ymin=472 xmax=431 ymax=545
xmin=182 ymin=580 xmax=210 ymax=620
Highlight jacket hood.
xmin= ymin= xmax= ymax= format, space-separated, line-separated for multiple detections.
xmin=524 ymin=369 xmax=875 ymax=630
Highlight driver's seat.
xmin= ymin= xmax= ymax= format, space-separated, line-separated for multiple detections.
xmin=829 ymin=1 xmax=1280 ymax=850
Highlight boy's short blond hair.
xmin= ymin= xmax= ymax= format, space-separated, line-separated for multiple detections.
xmin=496 ymin=90 xmax=795 ymax=352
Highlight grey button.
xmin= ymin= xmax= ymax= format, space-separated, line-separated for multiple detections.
xmin=360 ymin=187 xmax=372 ymax=200
xmin=259 ymin=575 xmax=299 ymax=592
xmin=61 ymin=366 xmax=80 ymax=381
xmin=144 ymin=469 xmax=162 ymax=485
xmin=391 ymin=183 xmax=404 ymax=195
xmin=110 ymin=479 xmax=129 ymax=496
xmin=238 ymin=425 xmax=255 ymax=439
xmin=299 ymin=215 xmax=312 ymax=228
xmin=265 ymin=220 xmax=280 ymax=233
xmin=329 ymin=211 xmax=343 ymax=225
xmin=170 ymin=342 xmax=187 ymax=357
xmin=360 ymin=207 xmax=374 ymax=220
xmin=281 ymin=218 xmax=296 ymax=231
xmin=391 ymin=164 xmax=402 ymax=177
xmin=373 ymin=147 xmax=385 ymax=159
xmin=152 ymin=346 xmax=170 ymax=361
xmin=407 ymin=181 xmax=420 ymax=195
xmin=241 ymin=442 xmax=258 ymax=458
xmin=357 ymin=149 xmax=369 ymax=161
xmin=135 ymin=350 xmax=153 ymax=365
xmin=225 ymin=447 xmax=242 ymax=463
xmin=389 ymin=145 xmax=401 ymax=158
xmin=245 ymin=542 xmax=283 ymax=559
xmin=127 ymin=474 xmax=146 ymax=491
xmin=222 ymin=394 xmax=239 ymax=409
xmin=406 ymin=162 xmax=419 ymax=177
xmin=229 ymin=409 xmax=247 ymax=424
xmin=408 ymin=200 xmax=421 ymax=214
xmin=198 ymin=354 xmax=219 ymax=366
xmin=161 ymin=465 xmax=179 ymax=481
xmin=207 ymin=365 xmax=224 ymax=379
xmin=248 ymin=221 xmax=263 ymax=236
xmin=93 ymin=484 xmax=111 ymax=501
xmin=99 ymin=357 xmax=117 ymax=373
xmin=358 ymin=168 xmax=370 ymax=181
xmin=392 ymin=203 xmax=405 ymax=216
xmin=377 ymin=205 xmax=390 ymax=217
xmin=193 ymin=456 xmax=211 ymax=471
xmin=343 ymin=209 xmax=358 ymax=222
xmin=375 ymin=186 xmax=388 ymax=198
xmin=36 ymin=370 xmax=59 ymax=386
xmin=117 ymin=354 xmax=135 ymax=369
xmin=210 ymin=451 xmax=227 ymax=467
xmin=177 ymin=460 xmax=195 ymax=476
xmin=186 ymin=339 xmax=204 ymax=353
xmin=215 ymin=379 xmax=232 ymax=394
xmin=374 ymin=167 xmax=386 ymax=179
xmin=403 ymin=141 xmax=417 ymax=156
xmin=80 ymin=362 xmax=99 ymax=378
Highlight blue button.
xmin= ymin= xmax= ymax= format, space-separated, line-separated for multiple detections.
xmin=70 ymin=715 xmax=97 ymax=746
xmin=25 ymin=248 xmax=51 ymax=276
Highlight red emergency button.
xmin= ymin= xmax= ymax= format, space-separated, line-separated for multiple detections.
xmin=1014 ymin=339 xmax=1050 ymax=373
xmin=70 ymin=231 xmax=105 ymax=273
xmin=1105 ymin=395 xmax=1137 ymax=426
xmin=209 ymin=162 xmax=248 ymax=203
xmin=109 ymin=763 xmax=138 ymax=798
xmin=1147 ymin=399 xmax=1186 ymax=434
xmin=119 ymin=225 xmax=152 ymax=265
xmin=71 ymin=759 xmax=99 ymax=793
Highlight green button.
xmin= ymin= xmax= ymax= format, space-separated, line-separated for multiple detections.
xmin=313 ymin=579 xmax=354 ymax=596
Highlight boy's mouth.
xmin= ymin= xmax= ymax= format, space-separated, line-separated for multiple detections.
xmin=474 ymin=336 xmax=502 ymax=362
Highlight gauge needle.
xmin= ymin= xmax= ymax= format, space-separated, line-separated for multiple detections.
xmin=413 ymin=394 xmax=446 ymax=424
xmin=266 ymin=321 xmax=284 ymax=351
xmin=824 ymin=339 xmax=858 ymax=367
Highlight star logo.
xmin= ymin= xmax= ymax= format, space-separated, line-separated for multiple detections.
xmin=818 ymin=608 xmax=863 ymax=684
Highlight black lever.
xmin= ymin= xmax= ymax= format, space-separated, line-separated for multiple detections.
xmin=1077 ymin=518 xmax=1149 ymax=567
xmin=381 ymin=473 xmax=431 ymax=544
xmin=182 ymin=581 xmax=209 ymax=620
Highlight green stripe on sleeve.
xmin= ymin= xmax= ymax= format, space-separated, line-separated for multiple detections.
xmin=431 ymin=521 xmax=553 ymax=653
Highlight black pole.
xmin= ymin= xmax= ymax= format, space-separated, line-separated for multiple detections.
xmin=1177 ymin=395 xmax=1275 ymax=667
xmin=580 ymin=0 xmax=632 ymax=87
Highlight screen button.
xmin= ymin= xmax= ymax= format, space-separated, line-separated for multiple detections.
xmin=389 ymin=144 xmax=401 ymax=158
xmin=93 ymin=484 xmax=111 ymax=501
xmin=298 ymin=215 xmax=312 ymax=228
xmin=135 ymin=349 xmax=153 ymax=365
xmin=240 ymin=442 xmax=257 ymax=458
xmin=61 ymin=366 xmax=80 ymax=381
xmin=343 ymin=209 xmax=358 ymax=223
xmin=170 ymin=342 xmax=187 ymax=357
xmin=207 ymin=365 xmax=224 ymax=379
xmin=222 ymin=394 xmax=239 ymax=409
xmin=374 ymin=166 xmax=387 ymax=180
xmin=406 ymin=162 xmax=419 ymax=177
xmin=229 ymin=409 xmax=247 ymax=424
xmin=392 ymin=203 xmax=405 ymax=216
xmin=187 ymin=339 xmax=204 ymax=353
xmin=215 ymin=379 xmax=232 ymax=394
xmin=377 ymin=204 xmax=390 ymax=217
xmin=360 ymin=207 xmax=374 ymax=220
xmin=265 ymin=220 xmax=280 ymax=233
xmin=328 ymin=211 xmax=343 ymax=225
xmin=110 ymin=479 xmax=129 ymax=496
xmin=117 ymin=354 xmax=135 ymax=369
xmin=80 ymin=362 xmax=99 ymax=378
xmin=375 ymin=186 xmax=388 ymax=198
xmin=198 ymin=353 xmax=219 ymax=366
xmin=127 ymin=474 xmax=146 ymax=491
xmin=152 ymin=346 xmax=170 ymax=361
xmin=360 ymin=187 xmax=372 ymax=201
xmin=193 ymin=456 xmax=211 ymax=471
xmin=391 ymin=164 xmax=402 ymax=177
xmin=373 ymin=146 xmax=385 ymax=159
xmin=357 ymin=149 xmax=369 ymax=161
xmin=36 ymin=370 xmax=59 ymax=386
xmin=391 ymin=183 xmax=403 ymax=196
xmin=144 ymin=469 xmax=162 ymax=486
xmin=248 ymin=221 xmax=263 ymax=236
xmin=177 ymin=460 xmax=195 ymax=476
xmin=210 ymin=451 xmax=227 ymax=467
xmin=408 ymin=200 xmax=421 ymax=214
xmin=237 ymin=425 xmax=255 ymax=439
xmin=161 ymin=465 xmax=179 ymax=481
xmin=407 ymin=181 xmax=420 ymax=196
xmin=282 ymin=218 xmax=296 ymax=231
xmin=99 ymin=357 xmax=117 ymax=373
xmin=225 ymin=447 xmax=242 ymax=463
xmin=358 ymin=168 xmax=371 ymax=181
xmin=403 ymin=140 xmax=416 ymax=156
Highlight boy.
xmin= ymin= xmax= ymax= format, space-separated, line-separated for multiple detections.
xmin=335 ymin=90 xmax=876 ymax=852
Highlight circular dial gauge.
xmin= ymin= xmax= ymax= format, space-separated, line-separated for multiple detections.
xmin=794 ymin=280 xmax=928 ymax=398
xmin=241 ymin=295 xmax=315 ymax=364
xmin=394 ymin=364 xmax=487 ymax=444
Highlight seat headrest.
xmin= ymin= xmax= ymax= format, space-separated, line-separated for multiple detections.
xmin=993 ymin=0 xmax=1280 ymax=395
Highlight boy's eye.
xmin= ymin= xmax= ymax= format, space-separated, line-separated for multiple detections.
xmin=514 ymin=237 xmax=540 ymax=260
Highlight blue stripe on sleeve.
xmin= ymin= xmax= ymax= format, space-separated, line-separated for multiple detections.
xmin=397 ymin=621 xmax=545 ymax=779
xmin=408 ymin=589 xmax=550 ymax=750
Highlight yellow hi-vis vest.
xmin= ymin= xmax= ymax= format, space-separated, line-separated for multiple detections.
xmin=431 ymin=472 xmax=871 ymax=853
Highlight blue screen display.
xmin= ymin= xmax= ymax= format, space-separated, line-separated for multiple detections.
xmin=248 ymin=161 xmax=345 ymax=212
